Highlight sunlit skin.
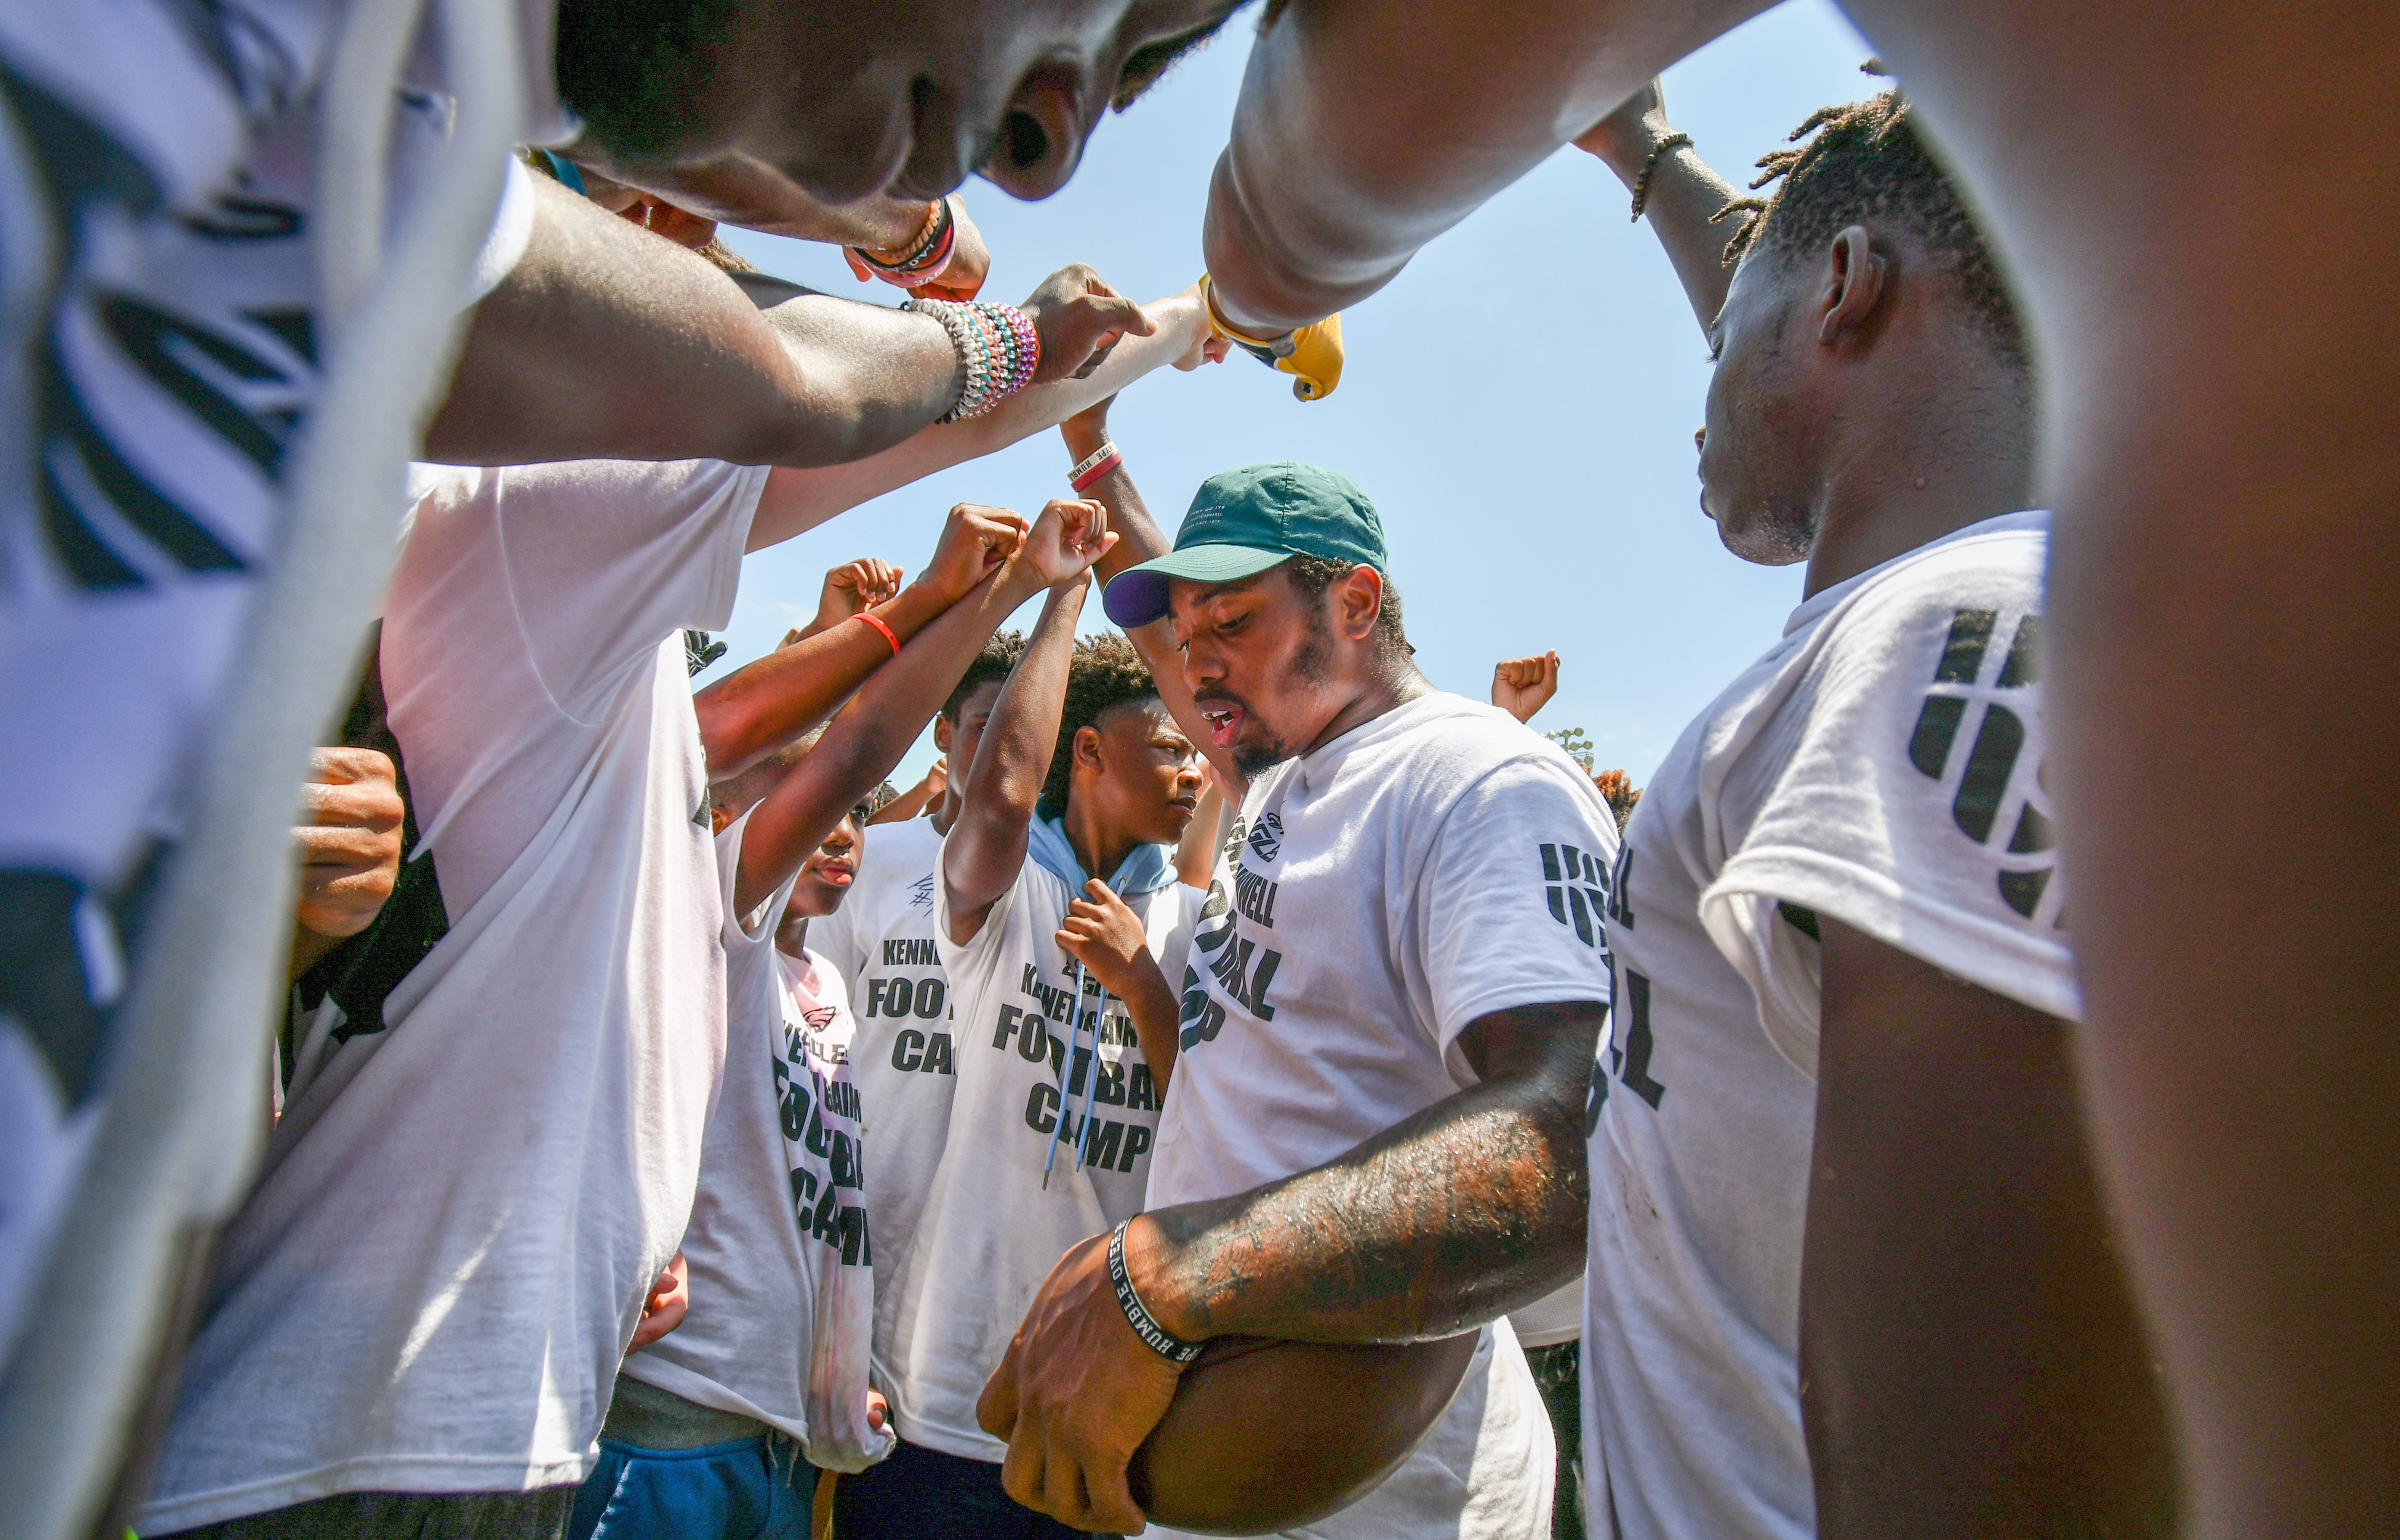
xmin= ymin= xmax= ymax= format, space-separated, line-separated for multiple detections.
xmin=583 ymin=0 xmax=1244 ymax=205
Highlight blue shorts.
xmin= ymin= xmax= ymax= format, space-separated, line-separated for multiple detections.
xmin=567 ymin=1434 xmax=814 ymax=1540
xmin=831 ymin=1438 xmax=1114 ymax=1540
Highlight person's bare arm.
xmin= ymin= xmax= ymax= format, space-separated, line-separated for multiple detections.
xmin=289 ymin=748 xmax=405 ymax=980
xmin=1059 ymin=397 xmax=1248 ymax=798
xmin=1131 ymin=1000 xmax=1601 ymax=1340
xmin=1573 ymin=79 xmax=1750 ymax=337
xmin=942 ymin=565 xmax=1093 ymax=943
xmin=1200 ymin=0 xmax=1772 ymax=335
xmin=424 ymin=180 xmax=1146 ymax=469
xmin=734 ymin=514 xmax=1103 ymax=917
xmin=696 ymin=505 xmax=1026 ymax=780
xmin=1802 ymin=916 xmax=2177 ymax=1539
xmin=975 ymin=998 xmax=1603 ymax=1531
xmin=742 ymin=288 xmax=1211 ymax=553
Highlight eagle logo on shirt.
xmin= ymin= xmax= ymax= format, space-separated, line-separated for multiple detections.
xmin=1906 ymin=608 xmax=2061 ymax=925
xmin=1245 ymin=811 xmax=1284 ymax=865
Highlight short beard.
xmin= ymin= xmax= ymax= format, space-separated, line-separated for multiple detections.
xmin=1228 ymin=604 xmax=1335 ymax=778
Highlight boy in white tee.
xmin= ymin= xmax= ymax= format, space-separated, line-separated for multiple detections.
xmin=978 ymin=427 xmax=1614 ymax=1540
xmin=810 ymin=631 xmax=1025 ymax=1357
xmin=1568 ymin=85 xmax=2176 ymax=1538
xmin=575 ymin=500 xmax=1105 ymax=1540
xmin=847 ymin=565 xmax=1206 ymax=1539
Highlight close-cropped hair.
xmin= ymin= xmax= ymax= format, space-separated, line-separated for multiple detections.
xmin=1282 ymin=553 xmax=1412 ymax=661
xmin=1717 ymin=71 xmax=2026 ymax=367
xmin=1038 ymin=634 xmax=1160 ymax=820
xmin=942 ymin=631 xmax=1026 ymax=723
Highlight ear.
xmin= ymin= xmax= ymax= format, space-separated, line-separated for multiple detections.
xmin=934 ymin=715 xmax=953 ymax=753
xmin=1816 ymin=225 xmax=1888 ymax=347
xmin=1333 ymin=565 xmax=1385 ymax=645
xmin=1073 ymin=723 xmax=1106 ymax=775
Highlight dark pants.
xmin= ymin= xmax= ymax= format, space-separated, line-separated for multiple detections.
xmin=1525 ymin=1340 xmax=1587 ymax=1540
xmin=833 ymin=1438 xmax=1114 ymax=1540
xmin=153 ymin=1487 xmax=577 ymax=1540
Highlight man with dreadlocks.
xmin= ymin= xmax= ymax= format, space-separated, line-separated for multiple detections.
xmin=1555 ymin=81 xmax=2178 ymax=1539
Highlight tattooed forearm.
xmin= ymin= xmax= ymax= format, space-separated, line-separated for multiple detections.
xmin=1131 ymin=1000 xmax=1604 ymax=1345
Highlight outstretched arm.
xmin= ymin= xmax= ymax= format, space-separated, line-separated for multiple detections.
xmin=742 ymin=288 xmax=1212 ymax=553
xmin=423 ymin=178 xmax=1149 ymax=469
xmin=735 ymin=548 xmax=1056 ymax=917
xmin=942 ymin=537 xmax=1098 ymax=943
xmin=1802 ymin=918 xmax=2177 ymax=1540
xmin=1574 ymin=80 xmax=1750 ymax=338
xmin=696 ymin=504 xmax=1026 ymax=781
xmin=1200 ymin=0 xmax=1772 ymax=335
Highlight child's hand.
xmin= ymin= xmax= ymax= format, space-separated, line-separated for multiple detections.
xmin=1021 ymin=498 xmax=1117 ymax=588
xmin=1056 ymin=880 xmax=1159 ymax=1000
xmin=867 ymin=1388 xmax=889 ymax=1432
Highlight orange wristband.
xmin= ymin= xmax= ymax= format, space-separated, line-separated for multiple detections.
xmin=856 ymin=611 xmax=900 ymax=656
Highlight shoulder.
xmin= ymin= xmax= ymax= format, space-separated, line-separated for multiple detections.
xmin=1825 ymin=513 xmax=2049 ymax=661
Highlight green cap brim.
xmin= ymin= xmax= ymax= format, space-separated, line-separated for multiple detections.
xmin=1102 ymin=545 xmax=1293 ymax=627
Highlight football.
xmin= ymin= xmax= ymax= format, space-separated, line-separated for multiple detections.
xmin=1126 ymin=1331 xmax=1480 ymax=1535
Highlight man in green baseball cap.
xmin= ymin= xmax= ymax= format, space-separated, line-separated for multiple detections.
xmin=1099 ymin=460 xmax=1389 ymax=631
xmin=974 ymin=401 xmax=1616 ymax=1540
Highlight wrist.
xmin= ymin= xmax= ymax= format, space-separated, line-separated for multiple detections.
xmin=1061 ymin=419 xmax=1110 ymax=462
xmin=1588 ymin=117 xmax=1675 ymax=184
xmin=1120 ymin=1212 xmax=1208 ymax=1346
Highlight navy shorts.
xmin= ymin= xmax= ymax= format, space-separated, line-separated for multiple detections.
xmin=567 ymin=1434 xmax=813 ymax=1540
xmin=832 ymin=1438 xmax=1115 ymax=1540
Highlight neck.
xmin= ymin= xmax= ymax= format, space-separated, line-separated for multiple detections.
xmin=1301 ymin=662 xmax=1432 ymax=758
xmin=932 ymin=790 xmax=959 ymax=837
xmin=775 ymin=913 xmax=809 ymax=959
xmin=1800 ymin=356 xmax=2036 ymax=597
xmin=1063 ymin=793 xmax=1144 ymax=884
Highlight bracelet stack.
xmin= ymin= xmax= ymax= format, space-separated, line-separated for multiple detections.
xmin=904 ymin=297 xmax=1041 ymax=423
xmin=1109 ymin=1221 xmax=1203 ymax=1365
xmin=1069 ymin=440 xmax=1123 ymax=493
xmin=849 ymin=198 xmax=957 ymax=287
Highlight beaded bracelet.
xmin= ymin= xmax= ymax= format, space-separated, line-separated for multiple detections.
xmin=1629 ymin=132 xmax=1693 ymax=222
xmin=905 ymin=297 xmax=1041 ymax=422
xmin=851 ymin=198 xmax=956 ymax=285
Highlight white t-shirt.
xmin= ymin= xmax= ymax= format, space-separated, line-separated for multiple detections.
xmin=138 ymin=459 xmax=763 ymax=1531
xmin=1149 ymin=691 xmax=1618 ymax=1540
xmin=805 ymin=814 xmax=966 ymax=1396
xmin=1582 ymin=512 xmax=2069 ymax=1540
xmin=0 ymin=0 xmax=553 ymax=1364
xmin=625 ymin=812 xmax=894 ymax=1473
xmin=876 ymin=857 xmax=1199 ymax=1461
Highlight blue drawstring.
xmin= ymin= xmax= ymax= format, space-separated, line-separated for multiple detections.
xmin=1041 ymin=871 xmax=1132 ymax=1189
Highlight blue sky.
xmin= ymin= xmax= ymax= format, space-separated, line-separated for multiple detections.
xmin=712 ymin=0 xmax=1874 ymax=790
